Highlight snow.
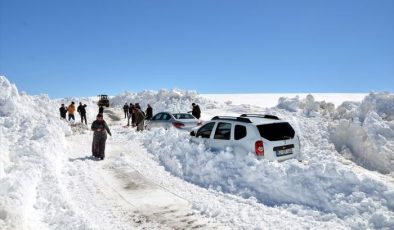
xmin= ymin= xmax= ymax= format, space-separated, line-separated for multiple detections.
xmin=1 ymin=75 xmax=394 ymax=229
xmin=202 ymin=93 xmax=367 ymax=108
xmin=110 ymin=89 xmax=214 ymax=115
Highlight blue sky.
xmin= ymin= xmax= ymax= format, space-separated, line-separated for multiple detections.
xmin=1 ymin=0 xmax=393 ymax=98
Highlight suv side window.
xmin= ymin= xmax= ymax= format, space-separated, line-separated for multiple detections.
xmin=234 ymin=125 xmax=247 ymax=140
xmin=152 ymin=113 xmax=162 ymax=120
xmin=196 ymin=122 xmax=215 ymax=138
xmin=214 ymin=122 xmax=232 ymax=140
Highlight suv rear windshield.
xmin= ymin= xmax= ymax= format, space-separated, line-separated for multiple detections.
xmin=257 ymin=122 xmax=295 ymax=141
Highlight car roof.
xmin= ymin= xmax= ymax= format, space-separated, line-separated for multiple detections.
xmin=246 ymin=117 xmax=284 ymax=125
xmin=156 ymin=112 xmax=191 ymax=116
xmin=211 ymin=115 xmax=285 ymax=125
xmin=173 ymin=112 xmax=191 ymax=115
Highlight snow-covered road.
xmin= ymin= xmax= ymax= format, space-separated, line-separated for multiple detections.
xmin=61 ymin=111 xmax=215 ymax=229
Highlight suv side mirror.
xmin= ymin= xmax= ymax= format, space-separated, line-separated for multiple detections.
xmin=190 ymin=131 xmax=196 ymax=136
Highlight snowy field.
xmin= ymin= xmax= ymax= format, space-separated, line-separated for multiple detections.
xmin=202 ymin=93 xmax=367 ymax=108
xmin=1 ymin=75 xmax=394 ymax=229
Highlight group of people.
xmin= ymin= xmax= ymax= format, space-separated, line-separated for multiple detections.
xmin=60 ymin=101 xmax=108 ymax=160
xmin=59 ymin=101 xmax=201 ymax=162
xmin=122 ymin=103 xmax=153 ymax=131
xmin=59 ymin=101 xmax=88 ymax=124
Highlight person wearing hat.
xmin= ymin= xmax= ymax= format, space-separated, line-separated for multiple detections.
xmin=128 ymin=103 xmax=135 ymax=126
xmin=59 ymin=104 xmax=67 ymax=119
xmin=77 ymin=102 xmax=87 ymax=125
xmin=132 ymin=107 xmax=145 ymax=131
xmin=122 ymin=103 xmax=129 ymax=118
xmin=91 ymin=113 xmax=112 ymax=160
xmin=191 ymin=103 xmax=201 ymax=119
xmin=145 ymin=104 xmax=153 ymax=120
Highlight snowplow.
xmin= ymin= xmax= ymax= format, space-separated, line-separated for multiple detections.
xmin=97 ymin=94 xmax=110 ymax=107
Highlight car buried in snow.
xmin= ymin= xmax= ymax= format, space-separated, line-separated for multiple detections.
xmin=190 ymin=114 xmax=301 ymax=161
xmin=145 ymin=112 xmax=202 ymax=131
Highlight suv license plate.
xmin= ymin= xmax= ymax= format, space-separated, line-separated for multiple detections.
xmin=276 ymin=148 xmax=293 ymax=156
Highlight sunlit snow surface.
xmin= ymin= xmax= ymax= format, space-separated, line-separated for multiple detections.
xmin=1 ymin=76 xmax=393 ymax=229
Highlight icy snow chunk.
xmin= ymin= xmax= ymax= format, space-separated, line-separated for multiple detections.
xmin=364 ymin=111 xmax=394 ymax=140
xmin=0 ymin=76 xmax=21 ymax=116
xmin=361 ymin=92 xmax=394 ymax=121
xmin=334 ymin=101 xmax=361 ymax=121
xmin=277 ymin=96 xmax=300 ymax=112
xmin=111 ymin=88 xmax=216 ymax=115
xmin=277 ymin=94 xmax=335 ymax=117
xmin=369 ymin=212 xmax=394 ymax=229
xmin=335 ymin=92 xmax=394 ymax=122
xmin=329 ymin=116 xmax=394 ymax=174
xmin=330 ymin=93 xmax=394 ymax=174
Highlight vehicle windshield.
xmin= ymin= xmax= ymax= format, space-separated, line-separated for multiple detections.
xmin=257 ymin=122 xmax=295 ymax=141
xmin=173 ymin=113 xmax=195 ymax=119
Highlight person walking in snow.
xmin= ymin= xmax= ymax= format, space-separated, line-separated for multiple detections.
xmin=59 ymin=104 xmax=67 ymax=119
xmin=77 ymin=102 xmax=87 ymax=125
xmin=91 ymin=113 xmax=112 ymax=160
xmin=128 ymin=103 xmax=136 ymax=127
xmin=67 ymin=101 xmax=76 ymax=121
xmin=98 ymin=105 xmax=104 ymax=114
xmin=191 ymin=103 xmax=201 ymax=119
xmin=123 ymin=103 xmax=129 ymax=118
xmin=127 ymin=103 xmax=134 ymax=126
xmin=133 ymin=107 xmax=145 ymax=131
xmin=145 ymin=104 xmax=153 ymax=120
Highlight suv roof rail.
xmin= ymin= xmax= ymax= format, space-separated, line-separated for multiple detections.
xmin=211 ymin=116 xmax=252 ymax=123
xmin=240 ymin=114 xmax=280 ymax=120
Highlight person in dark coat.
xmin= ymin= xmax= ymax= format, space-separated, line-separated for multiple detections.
xmin=123 ymin=103 xmax=129 ymax=118
xmin=99 ymin=105 xmax=104 ymax=114
xmin=133 ymin=107 xmax=145 ymax=131
xmin=77 ymin=102 xmax=87 ymax=125
xmin=192 ymin=103 xmax=201 ymax=119
xmin=91 ymin=113 xmax=111 ymax=160
xmin=59 ymin=104 xmax=67 ymax=119
xmin=131 ymin=104 xmax=136 ymax=127
xmin=127 ymin=103 xmax=134 ymax=126
xmin=145 ymin=104 xmax=153 ymax=120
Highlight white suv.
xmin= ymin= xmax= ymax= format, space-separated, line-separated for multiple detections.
xmin=190 ymin=114 xmax=301 ymax=161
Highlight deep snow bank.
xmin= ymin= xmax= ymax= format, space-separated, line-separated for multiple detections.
xmin=277 ymin=94 xmax=335 ymax=117
xmin=115 ymin=90 xmax=394 ymax=228
xmin=130 ymin=128 xmax=394 ymax=229
xmin=277 ymin=93 xmax=394 ymax=174
xmin=0 ymin=76 xmax=87 ymax=229
xmin=110 ymin=89 xmax=218 ymax=114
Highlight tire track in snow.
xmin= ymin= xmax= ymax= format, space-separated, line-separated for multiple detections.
xmin=60 ymin=108 xmax=215 ymax=229
xmin=102 ymin=108 xmax=215 ymax=229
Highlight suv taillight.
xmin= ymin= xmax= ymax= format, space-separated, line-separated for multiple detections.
xmin=255 ymin=141 xmax=264 ymax=156
xmin=172 ymin=122 xmax=185 ymax=129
